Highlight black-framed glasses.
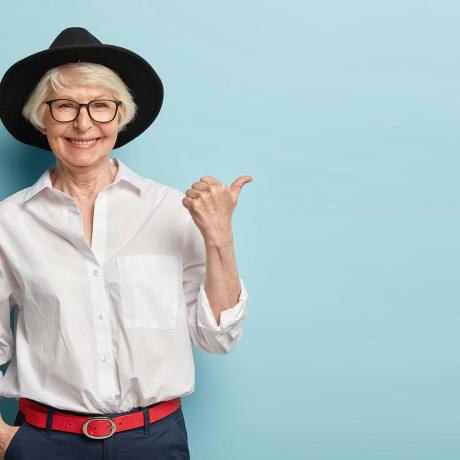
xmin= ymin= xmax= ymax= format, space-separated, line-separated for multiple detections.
xmin=43 ymin=99 xmax=122 ymax=123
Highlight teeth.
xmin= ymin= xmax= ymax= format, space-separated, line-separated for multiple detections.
xmin=69 ymin=138 xmax=98 ymax=145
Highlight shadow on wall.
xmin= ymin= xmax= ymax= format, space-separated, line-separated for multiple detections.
xmin=0 ymin=131 xmax=54 ymax=200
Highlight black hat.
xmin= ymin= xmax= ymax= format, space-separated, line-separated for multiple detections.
xmin=0 ymin=27 xmax=164 ymax=151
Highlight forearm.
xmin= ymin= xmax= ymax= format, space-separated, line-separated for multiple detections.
xmin=203 ymin=229 xmax=242 ymax=326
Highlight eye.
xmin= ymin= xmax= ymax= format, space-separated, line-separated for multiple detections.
xmin=57 ymin=102 xmax=75 ymax=109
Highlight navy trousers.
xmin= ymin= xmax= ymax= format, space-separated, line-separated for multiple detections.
xmin=4 ymin=400 xmax=190 ymax=460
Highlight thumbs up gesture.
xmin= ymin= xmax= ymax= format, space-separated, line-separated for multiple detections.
xmin=182 ymin=175 xmax=253 ymax=244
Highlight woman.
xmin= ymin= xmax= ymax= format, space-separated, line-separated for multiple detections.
xmin=0 ymin=27 xmax=251 ymax=459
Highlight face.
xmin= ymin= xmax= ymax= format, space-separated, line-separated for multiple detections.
xmin=40 ymin=82 xmax=120 ymax=170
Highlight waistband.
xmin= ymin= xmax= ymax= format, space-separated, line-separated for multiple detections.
xmin=22 ymin=398 xmax=164 ymax=418
xmin=18 ymin=397 xmax=182 ymax=439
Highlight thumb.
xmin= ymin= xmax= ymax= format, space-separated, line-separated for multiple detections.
xmin=229 ymin=175 xmax=253 ymax=203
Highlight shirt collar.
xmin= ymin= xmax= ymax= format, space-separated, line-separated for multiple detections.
xmin=23 ymin=157 xmax=144 ymax=203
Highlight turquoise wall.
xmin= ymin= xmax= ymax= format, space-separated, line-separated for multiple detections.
xmin=0 ymin=1 xmax=458 ymax=458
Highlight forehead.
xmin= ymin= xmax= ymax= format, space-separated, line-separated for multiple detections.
xmin=50 ymin=83 xmax=114 ymax=100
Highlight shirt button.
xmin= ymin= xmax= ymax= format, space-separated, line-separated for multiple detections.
xmin=100 ymin=355 xmax=106 ymax=362
xmin=98 ymin=313 xmax=105 ymax=320
xmin=93 ymin=270 xmax=100 ymax=276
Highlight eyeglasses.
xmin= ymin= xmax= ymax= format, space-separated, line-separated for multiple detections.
xmin=43 ymin=99 xmax=122 ymax=123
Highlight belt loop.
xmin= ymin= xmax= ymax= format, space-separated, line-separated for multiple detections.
xmin=142 ymin=407 xmax=150 ymax=435
xmin=46 ymin=407 xmax=56 ymax=434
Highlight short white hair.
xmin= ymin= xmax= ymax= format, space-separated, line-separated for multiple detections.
xmin=22 ymin=62 xmax=138 ymax=132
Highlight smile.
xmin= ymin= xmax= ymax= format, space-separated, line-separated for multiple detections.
xmin=66 ymin=138 xmax=100 ymax=148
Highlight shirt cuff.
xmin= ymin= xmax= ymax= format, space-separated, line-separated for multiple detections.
xmin=197 ymin=277 xmax=248 ymax=333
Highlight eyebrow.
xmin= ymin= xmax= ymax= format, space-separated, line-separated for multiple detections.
xmin=55 ymin=94 xmax=113 ymax=100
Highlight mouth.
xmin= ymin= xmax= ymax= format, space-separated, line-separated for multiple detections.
xmin=65 ymin=137 xmax=101 ymax=149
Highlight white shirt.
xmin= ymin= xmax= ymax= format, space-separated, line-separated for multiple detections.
xmin=0 ymin=157 xmax=249 ymax=414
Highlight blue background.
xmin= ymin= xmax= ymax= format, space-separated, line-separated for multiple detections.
xmin=0 ymin=1 xmax=458 ymax=458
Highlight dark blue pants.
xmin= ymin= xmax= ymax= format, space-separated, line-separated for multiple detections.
xmin=4 ymin=400 xmax=190 ymax=459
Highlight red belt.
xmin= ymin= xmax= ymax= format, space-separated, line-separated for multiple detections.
xmin=18 ymin=397 xmax=181 ymax=439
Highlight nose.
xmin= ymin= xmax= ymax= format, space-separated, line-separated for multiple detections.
xmin=73 ymin=105 xmax=94 ymax=131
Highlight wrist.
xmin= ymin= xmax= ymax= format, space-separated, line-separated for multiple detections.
xmin=204 ymin=230 xmax=234 ymax=249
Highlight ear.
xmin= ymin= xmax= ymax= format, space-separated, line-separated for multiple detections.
xmin=40 ymin=127 xmax=47 ymax=135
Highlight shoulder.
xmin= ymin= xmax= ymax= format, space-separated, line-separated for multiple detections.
xmin=1 ymin=185 xmax=30 ymax=205
xmin=141 ymin=176 xmax=185 ymax=198
xmin=0 ymin=186 xmax=30 ymax=219
xmin=138 ymin=176 xmax=187 ymax=215
xmin=0 ymin=187 xmax=32 ymax=242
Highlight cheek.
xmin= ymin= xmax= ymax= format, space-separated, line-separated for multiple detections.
xmin=48 ymin=128 xmax=68 ymax=143
xmin=102 ymin=123 xmax=119 ymax=140
xmin=42 ymin=115 xmax=64 ymax=139
xmin=48 ymin=131 xmax=67 ymax=145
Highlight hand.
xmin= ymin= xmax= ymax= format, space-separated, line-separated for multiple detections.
xmin=0 ymin=424 xmax=20 ymax=460
xmin=182 ymin=175 xmax=253 ymax=243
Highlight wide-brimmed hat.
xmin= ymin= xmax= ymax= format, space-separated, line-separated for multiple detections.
xmin=0 ymin=27 xmax=164 ymax=151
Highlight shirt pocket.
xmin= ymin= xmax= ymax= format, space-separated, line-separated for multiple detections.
xmin=117 ymin=254 xmax=179 ymax=329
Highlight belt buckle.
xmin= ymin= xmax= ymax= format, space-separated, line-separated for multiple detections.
xmin=82 ymin=416 xmax=117 ymax=439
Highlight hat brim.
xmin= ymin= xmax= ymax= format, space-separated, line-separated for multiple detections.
xmin=0 ymin=44 xmax=164 ymax=151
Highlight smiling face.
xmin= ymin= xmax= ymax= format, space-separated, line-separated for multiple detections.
xmin=40 ymin=81 xmax=120 ymax=170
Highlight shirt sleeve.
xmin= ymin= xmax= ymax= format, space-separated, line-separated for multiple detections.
xmin=0 ymin=247 xmax=16 ymax=390
xmin=182 ymin=212 xmax=249 ymax=354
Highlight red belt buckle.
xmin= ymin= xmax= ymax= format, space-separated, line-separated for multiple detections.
xmin=82 ymin=416 xmax=117 ymax=439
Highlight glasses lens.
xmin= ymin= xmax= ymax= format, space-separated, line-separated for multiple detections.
xmin=50 ymin=100 xmax=79 ymax=122
xmin=88 ymin=100 xmax=118 ymax=122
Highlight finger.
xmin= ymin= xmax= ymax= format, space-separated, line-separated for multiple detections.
xmin=199 ymin=176 xmax=220 ymax=185
xmin=191 ymin=182 xmax=211 ymax=192
xmin=233 ymin=176 xmax=253 ymax=187
xmin=185 ymin=189 xmax=201 ymax=199
xmin=182 ymin=196 xmax=193 ymax=208
xmin=229 ymin=176 xmax=253 ymax=201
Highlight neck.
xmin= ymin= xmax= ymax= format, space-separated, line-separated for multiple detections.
xmin=50 ymin=158 xmax=118 ymax=203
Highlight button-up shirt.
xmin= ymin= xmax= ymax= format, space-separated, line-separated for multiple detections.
xmin=0 ymin=157 xmax=249 ymax=414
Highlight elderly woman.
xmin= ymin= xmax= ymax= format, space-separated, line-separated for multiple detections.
xmin=0 ymin=27 xmax=251 ymax=460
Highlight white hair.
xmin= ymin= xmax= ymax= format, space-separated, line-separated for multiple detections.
xmin=22 ymin=62 xmax=138 ymax=132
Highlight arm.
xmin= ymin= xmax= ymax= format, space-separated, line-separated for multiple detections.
xmin=181 ymin=174 xmax=252 ymax=353
xmin=182 ymin=213 xmax=249 ymax=354
xmin=203 ymin=230 xmax=241 ymax=327
xmin=0 ymin=248 xmax=17 ymax=426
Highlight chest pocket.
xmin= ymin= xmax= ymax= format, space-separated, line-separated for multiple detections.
xmin=117 ymin=254 xmax=179 ymax=329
